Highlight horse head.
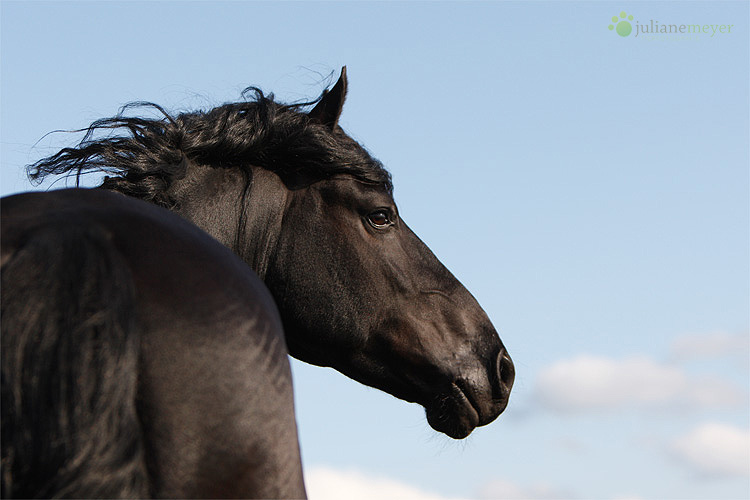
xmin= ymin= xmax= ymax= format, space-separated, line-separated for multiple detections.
xmin=256 ymin=69 xmax=513 ymax=438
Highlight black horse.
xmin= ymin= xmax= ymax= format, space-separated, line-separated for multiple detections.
xmin=1 ymin=68 xmax=514 ymax=498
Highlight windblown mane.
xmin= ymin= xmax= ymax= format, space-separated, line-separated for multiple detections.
xmin=29 ymin=88 xmax=392 ymax=207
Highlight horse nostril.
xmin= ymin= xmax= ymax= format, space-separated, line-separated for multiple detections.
xmin=496 ymin=350 xmax=515 ymax=394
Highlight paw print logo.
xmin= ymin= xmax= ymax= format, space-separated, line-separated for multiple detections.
xmin=609 ymin=11 xmax=634 ymax=37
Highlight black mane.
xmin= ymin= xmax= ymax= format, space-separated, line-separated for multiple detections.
xmin=29 ymin=88 xmax=392 ymax=207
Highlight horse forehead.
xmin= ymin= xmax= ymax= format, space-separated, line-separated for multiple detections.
xmin=307 ymin=176 xmax=395 ymax=207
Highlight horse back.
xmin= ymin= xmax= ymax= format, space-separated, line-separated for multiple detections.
xmin=1 ymin=189 xmax=305 ymax=499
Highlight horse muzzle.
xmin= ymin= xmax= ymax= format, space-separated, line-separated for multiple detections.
xmin=425 ymin=348 xmax=514 ymax=439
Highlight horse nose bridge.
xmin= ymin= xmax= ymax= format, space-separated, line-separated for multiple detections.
xmin=418 ymin=284 xmax=503 ymax=347
xmin=420 ymin=277 xmax=489 ymax=318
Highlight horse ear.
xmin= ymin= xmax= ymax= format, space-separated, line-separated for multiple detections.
xmin=308 ymin=66 xmax=348 ymax=129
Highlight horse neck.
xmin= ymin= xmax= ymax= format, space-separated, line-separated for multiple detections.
xmin=168 ymin=163 xmax=288 ymax=280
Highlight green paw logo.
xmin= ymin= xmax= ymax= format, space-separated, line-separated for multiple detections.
xmin=609 ymin=11 xmax=634 ymax=37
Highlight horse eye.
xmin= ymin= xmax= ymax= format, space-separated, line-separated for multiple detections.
xmin=367 ymin=210 xmax=392 ymax=229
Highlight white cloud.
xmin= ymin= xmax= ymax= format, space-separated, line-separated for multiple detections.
xmin=477 ymin=479 xmax=574 ymax=499
xmin=670 ymin=332 xmax=749 ymax=363
xmin=305 ymin=466 xmax=463 ymax=500
xmin=670 ymin=423 xmax=750 ymax=478
xmin=306 ymin=468 xmax=617 ymax=500
xmin=305 ymin=469 xmax=575 ymax=500
xmin=534 ymin=355 xmax=744 ymax=413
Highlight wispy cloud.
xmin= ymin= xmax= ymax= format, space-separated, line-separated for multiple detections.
xmin=670 ymin=331 xmax=749 ymax=363
xmin=305 ymin=466 xmax=462 ymax=500
xmin=669 ymin=423 xmax=750 ymax=478
xmin=306 ymin=466 xmax=645 ymax=500
xmin=533 ymin=355 xmax=744 ymax=413
xmin=476 ymin=479 xmax=575 ymax=499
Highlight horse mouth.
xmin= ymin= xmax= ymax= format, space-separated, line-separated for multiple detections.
xmin=425 ymin=382 xmax=481 ymax=439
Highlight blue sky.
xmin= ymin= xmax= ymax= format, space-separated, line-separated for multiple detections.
xmin=1 ymin=2 xmax=748 ymax=499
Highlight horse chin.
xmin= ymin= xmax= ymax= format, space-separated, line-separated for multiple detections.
xmin=424 ymin=383 xmax=480 ymax=439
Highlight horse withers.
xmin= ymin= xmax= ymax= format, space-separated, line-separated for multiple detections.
xmin=2 ymin=67 xmax=514 ymax=498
